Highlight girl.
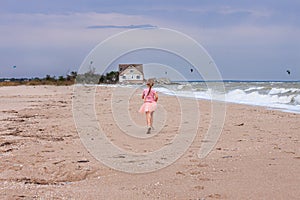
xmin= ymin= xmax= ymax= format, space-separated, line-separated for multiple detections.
xmin=139 ymin=79 xmax=158 ymax=133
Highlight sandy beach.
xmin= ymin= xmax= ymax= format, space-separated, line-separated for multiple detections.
xmin=0 ymin=85 xmax=299 ymax=199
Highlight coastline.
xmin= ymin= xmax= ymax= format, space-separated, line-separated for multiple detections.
xmin=0 ymin=85 xmax=299 ymax=199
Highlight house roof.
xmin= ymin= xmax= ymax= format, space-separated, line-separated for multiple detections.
xmin=119 ymin=65 xmax=143 ymax=76
xmin=119 ymin=64 xmax=143 ymax=75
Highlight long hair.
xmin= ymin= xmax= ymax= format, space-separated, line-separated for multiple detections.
xmin=146 ymin=85 xmax=152 ymax=97
xmin=146 ymin=79 xmax=154 ymax=97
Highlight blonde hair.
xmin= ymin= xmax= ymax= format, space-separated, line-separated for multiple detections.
xmin=146 ymin=79 xmax=154 ymax=86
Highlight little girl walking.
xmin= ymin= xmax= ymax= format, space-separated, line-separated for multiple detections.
xmin=139 ymin=79 xmax=158 ymax=133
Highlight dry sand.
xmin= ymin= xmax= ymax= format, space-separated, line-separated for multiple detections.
xmin=0 ymin=85 xmax=299 ymax=199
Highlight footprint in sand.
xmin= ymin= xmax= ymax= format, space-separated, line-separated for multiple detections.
xmin=194 ymin=185 xmax=204 ymax=190
xmin=190 ymin=171 xmax=202 ymax=176
xmin=208 ymin=193 xmax=222 ymax=199
xmin=284 ymin=151 xmax=295 ymax=154
xmin=176 ymin=171 xmax=185 ymax=175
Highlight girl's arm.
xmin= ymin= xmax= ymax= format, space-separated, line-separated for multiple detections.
xmin=142 ymin=92 xmax=145 ymax=100
xmin=154 ymin=92 xmax=158 ymax=102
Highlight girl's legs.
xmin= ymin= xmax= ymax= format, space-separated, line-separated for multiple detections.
xmin=150 ymin=111 xmax=154 ymax=127
xmin=145 ymin=111 xmax=151 ymax=127
xmin=146 ymin=111 xmax=154 ymax=128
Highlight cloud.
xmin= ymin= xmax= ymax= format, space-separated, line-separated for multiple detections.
xmin=87 ymin=24 xmax=157 ymax=29
xmin=0 ymin=12 xmax=159 ymax=48
xmin=0 ymin=1 xmax=299 ymax=80
xmin=0 ymin=12 xmax=161 ymax=77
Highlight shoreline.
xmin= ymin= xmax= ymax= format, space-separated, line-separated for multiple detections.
xmin=83 ymin=83 xmax=300 ymax=115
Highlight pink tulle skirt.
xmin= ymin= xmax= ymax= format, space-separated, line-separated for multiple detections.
xmin=139 ymin=102 xmax=157 ymax=113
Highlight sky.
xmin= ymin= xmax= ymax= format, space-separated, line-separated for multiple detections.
xmin=0 ymin=0 xmax=300 ymax=80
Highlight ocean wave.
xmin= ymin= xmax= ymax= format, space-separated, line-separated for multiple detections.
xmin=244 ymin=87 xmax=264 ymax=92
xmin=268 ymin=88 xmax=300 ymax=95
xmin=156 ymin=82 xmax=300 ymax=114
xmin=88 ymin=81 xmax=300 ymax=114
xmin=226 ymin=89 xmax=297 ymax=105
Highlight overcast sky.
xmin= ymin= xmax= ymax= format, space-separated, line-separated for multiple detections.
xmin=1 ymin=0 xmax=300 ymax=80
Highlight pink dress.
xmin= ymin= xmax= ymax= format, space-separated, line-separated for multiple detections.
xmin=139 ymin=88 xmax=157 ymax=113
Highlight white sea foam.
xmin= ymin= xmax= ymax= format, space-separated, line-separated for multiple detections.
xmin=155 ymin=82 xmax=300 ymax=114
xmin=293 ymin=95 xmax=300 ymax=104
xmin=245 ymin=87 xmax=264 ymax=92
xmin=88 ymin=81 xmax=300 ymax=114
xmin=269 ymin=88 xmax=300 ymax=95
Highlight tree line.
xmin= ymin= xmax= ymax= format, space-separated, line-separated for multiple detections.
xmin=0 ymin=70 xmax=119 ymax=86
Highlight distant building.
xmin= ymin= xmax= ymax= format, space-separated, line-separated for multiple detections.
xmin=119 ymin=64 xmax=144 ymax=83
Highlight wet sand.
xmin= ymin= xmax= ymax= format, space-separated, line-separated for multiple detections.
xmin=0 ymin=85 xmax=299 ymax=199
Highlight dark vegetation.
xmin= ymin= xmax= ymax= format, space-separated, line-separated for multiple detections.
xmin=0 ymin=70 xmax=119 ymax=86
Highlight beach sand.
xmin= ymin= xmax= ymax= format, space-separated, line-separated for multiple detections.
xmin=0 ymin=85 xmax=299 ymax=199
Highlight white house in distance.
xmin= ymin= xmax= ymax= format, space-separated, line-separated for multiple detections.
xmin=119 ymin=64 xmax=144 ymax=83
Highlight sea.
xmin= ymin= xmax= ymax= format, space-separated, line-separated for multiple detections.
xmin=89 ymin=81 xmax=300 ymax=114
xmin=114 ymin=81 xmax=300 ymax=114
